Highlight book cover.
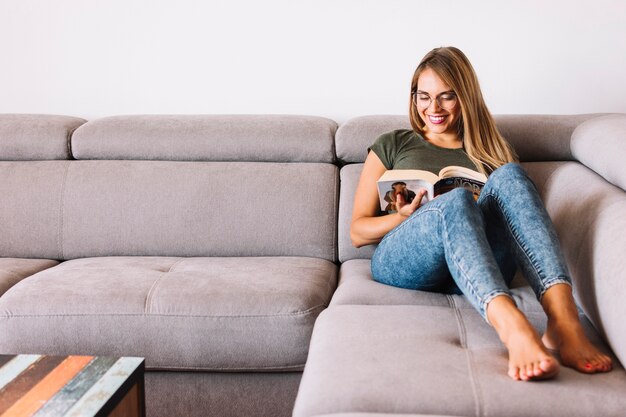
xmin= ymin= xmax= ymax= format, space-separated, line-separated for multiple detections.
xmin=376 ymin=166 xmax=487 ymax=213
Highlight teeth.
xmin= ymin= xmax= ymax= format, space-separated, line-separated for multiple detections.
xmin=429 ymin=115 xmax=445 ymax=122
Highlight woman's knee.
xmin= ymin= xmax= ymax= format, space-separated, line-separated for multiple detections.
xmin=488 ymin=163 xmax=528 ymax=185
xmin=428 ymin=188 xmax=484 ymax=228
xmin=435 ymin=188 xmax=477 ymax=212
xmin=482 ymin=163 xmax=538 ymax=201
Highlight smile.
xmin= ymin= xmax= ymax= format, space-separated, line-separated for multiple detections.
xmin=428 ymin=115 xmax=447 ymax=124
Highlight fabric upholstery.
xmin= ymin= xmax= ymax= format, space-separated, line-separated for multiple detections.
xmin=0 ymin=161 xmax=70 ymax=259
xmin=335 ymin=116 xmax=411 ymax=164
xmin=538 ymin=161 xmax=626 ymax=366
xmin=571 ymin=114 xmax=626 ymax=191
xmin=293 ymin=305 xmax=626 ymax=417
xmin=0 ymin=256 xmax=337 ymax=371
xmin=337 ymin=164 xmax=375 ymax=263
xmin=495 ymin=114 xmax=602 ymax=162
xmin=71 ymin=115 xmax=337 ymax=163
xmin=0 ymin=114 xmax=85 ymax=160
xmin=146 ymin=371 xmax=301 ymax=417
xmin=0 ymin=258 xmax=58 ymax=296
xmin=331 ymin=259 xmax=543 ymax=313
xmin=0 ymin=161 xmax=338 ymax=262
xmin=334 ymin=114 xmax=603 ymax=164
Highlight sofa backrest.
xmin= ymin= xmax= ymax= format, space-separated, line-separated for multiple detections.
xmin=71 ymin=115 xmax=336 ymax=163
xmin=0 ymin=115 xmax=339 ymax=262
xmin=0 ymin=114 xmax=86 ymax=160
xmin=336 ymin=114 xmax=606 ymax=262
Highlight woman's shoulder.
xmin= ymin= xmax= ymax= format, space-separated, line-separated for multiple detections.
xmin=372 ymin=129 xmax=416 ymax=147
xmin=369 ymin=129 xmax=419 ymax=170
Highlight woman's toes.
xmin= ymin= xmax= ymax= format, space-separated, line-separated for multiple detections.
xmin=523 ymin=364 xmax=534 ymax=381
xmin=577 ymin=356 xmax=611 ymax=373
xmin=509 ymin=366 xmax=521 ymax=381
xmin=601 ymin=355 xmax=613 ymax=371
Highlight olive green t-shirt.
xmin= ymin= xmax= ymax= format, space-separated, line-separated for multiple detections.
xmin=369 ymin=129 xmax=478 ymax=174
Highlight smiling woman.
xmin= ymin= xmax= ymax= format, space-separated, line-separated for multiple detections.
xmin=412 ymin=71 xmax=462 ymax=149
xmin=350 ymin=46 xmax=613 ymax=382
xmin=408 ymin=47 xmax=517 ymax=174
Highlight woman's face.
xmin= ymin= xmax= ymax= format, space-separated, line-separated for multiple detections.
xmin=415 ymin=67 xmax=461 ymax=139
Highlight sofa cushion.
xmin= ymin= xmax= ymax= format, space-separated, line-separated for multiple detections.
xmin=335 ymin=116 xmax=411 ymax=164
xmin=331 ymin=260 xmax=544 ymax=314
xmin=71 ymin=115 xmax=337 ymax=163
xmin=0 ymin=162 xmax=69 ymax=259
xmin=0 ymin=161 xmax=338 ymax=262
xmin=494 ymin=114 xmax=602 ymax=162
xmin=0 ymin=114 xmax=85 ymax=160
xmin=0 ymin=256 xmax=337 ymax=371
xmin=571 ymin=114 xmax=626 ymax=191
xmin=293 ymin=304 xmax=626 ymax=417
xmin=0 ymin=258 xmax=58 ymax=296
xmin=337 ymin=164 xmax=375 ymax=263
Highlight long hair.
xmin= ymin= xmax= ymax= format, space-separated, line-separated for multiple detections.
xmin=409 ymin=47 xmax=518 ymax=174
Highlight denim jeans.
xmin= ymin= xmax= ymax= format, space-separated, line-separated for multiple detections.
xmin=371 ymin=163 xmax=572 ymax=321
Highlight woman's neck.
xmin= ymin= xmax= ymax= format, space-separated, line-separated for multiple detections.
xmin=423 ymin=132 xmax=463 ymax=149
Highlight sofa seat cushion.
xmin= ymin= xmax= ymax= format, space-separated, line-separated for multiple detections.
xmin=0 ymin=256 xmax=337 ymax=372
xmin=331 ymin=259 xmax=544 ymax=314
xmin=0 ymin=258 xmax=59 ymax=296
xmin=293 ymin=304 xmax=626 ymax=417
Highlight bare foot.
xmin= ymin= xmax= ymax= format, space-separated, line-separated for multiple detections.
xmin=540 ymin=284 xmax=613 ymax=374
xmin=502 ymin=314 xmax=560 ymax=381
xmin=542 ymin=318 xmax=613 ymax=373
xmin=488 ymin=296 xmax=559 ymax=381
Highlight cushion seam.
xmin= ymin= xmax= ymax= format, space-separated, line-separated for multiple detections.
xmin=0 ymin=303 xmax=326 ymax=319
xmin=144 ymin=258 xmax=185 ymax=314
xmin=58 ymin=161 xmax=71 ymax=260
xmin=146 ymin=364 xmax=305 ymax=372
xmin=449 ymin=295 xmax=484 ymax=417
xmin=333 ymin=167 xmax=339 ymax=262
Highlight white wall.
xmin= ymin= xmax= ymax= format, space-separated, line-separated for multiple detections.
xmin=1 ymin=0 xmax=625 ymax=123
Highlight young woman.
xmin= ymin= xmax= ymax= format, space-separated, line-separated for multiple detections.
xmin=350 ymin=46 xmax=612 ymax=381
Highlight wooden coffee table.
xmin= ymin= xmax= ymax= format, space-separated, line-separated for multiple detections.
xmin=0 ymin=354 xmax=145 ymax=417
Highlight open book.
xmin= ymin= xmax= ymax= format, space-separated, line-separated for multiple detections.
xmin=376 ymin=166 xmax=488 ymax=212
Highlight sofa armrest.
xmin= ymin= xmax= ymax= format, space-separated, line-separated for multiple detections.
xmin=538 ymin=161 xmax=626 ymax=367
xmin=571 ymin=114 xmax=626 ymax=192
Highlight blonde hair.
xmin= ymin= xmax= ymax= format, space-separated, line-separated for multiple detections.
xmin=409 ymin=47 xmax=518 ymax=174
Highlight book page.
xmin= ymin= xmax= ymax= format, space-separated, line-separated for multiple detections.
xmin=438 ymin=166 xmax=487 ymax=183
xmin=378 ymin=169 xmax=439 ymax=184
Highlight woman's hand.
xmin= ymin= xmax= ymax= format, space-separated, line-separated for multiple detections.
xmin=395 ymin=188 xmax=427 ymax=218
xmin=350 ymin=152 xmax=428 ymax=247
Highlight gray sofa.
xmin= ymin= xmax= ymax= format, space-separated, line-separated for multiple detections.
xmin=1 ymin=113 xmax=625 ymax=417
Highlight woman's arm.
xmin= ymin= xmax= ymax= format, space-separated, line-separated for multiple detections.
xmin=350 ymin=151 xmax=425 ymax=247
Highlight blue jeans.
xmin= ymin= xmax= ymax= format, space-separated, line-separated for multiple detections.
xmin=371 ymin=163 xmax=572 ymax=321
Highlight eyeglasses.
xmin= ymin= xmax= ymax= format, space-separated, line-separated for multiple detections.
xmin=413 ymin=91 xmax=458 ymax=110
